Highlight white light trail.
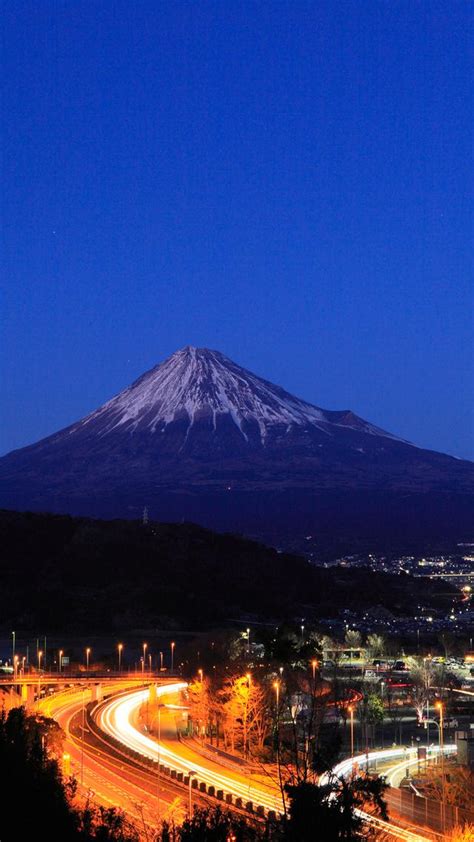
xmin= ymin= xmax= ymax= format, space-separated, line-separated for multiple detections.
xmin=96 ymin=684 xmax=282 ymax=814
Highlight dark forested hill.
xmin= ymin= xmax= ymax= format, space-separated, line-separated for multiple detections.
xmin=0 ymin=510 xmax=455 ymax=632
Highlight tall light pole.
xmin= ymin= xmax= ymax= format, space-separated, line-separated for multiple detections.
xmin=149 ymin=653 xmax=152 ymax=672
xmin=13 ymin=655 xmax=19 ymax=681
xmin=246 ymin=628 xmax=250 ymax=656
xmin=143 ymin=643 xmax=148 ymax=672
xmin=188 ymin=770 xmax=196 ymax=816
xmin=86 ymin=648 xmax=91 ymax=674
xmin=436 ymin=702 xmax=446 ymax=833
xmin=37 ymin=650 xmax=43 ymax=705
xmin=118 ymin=643 xmax=123 ymax=673
xmin=171 ymin=641 xmax=175 ymax=673
xmin=12 ymin=630 xmax=15 ymax=668
xmin=198 ymin=668 xmax=203 ymax=683
xmin=349 ymin=706 xmax=354 ymax=758
xmin=159 ymin=651 xmax=163 ymax=670
xmin=81 ymin=686 xmax=86 ymax=787
xmin=311 ymin=659 xmax=317 ymax=682
xmin=59 ymin=650 xmax=63 ymax=674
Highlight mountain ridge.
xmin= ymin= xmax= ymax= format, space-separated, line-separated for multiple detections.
xmin=0 ymin=346 xmax=472 ymax=550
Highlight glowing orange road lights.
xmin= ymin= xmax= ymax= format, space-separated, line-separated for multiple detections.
xmin=62 ymin=752 xmax=71 ymax=777
xmin=143 ymin=642 xmax=148 ymax=669
xmin=59 ymin=650 xmax=64 ymax=673
xmin=198 ymin=668 xmax=203 ymax=683
xmin=246 ymin=628 xmax=250 ymax=656
xmin=118 ymin=643 xmax=123 ymax=672
xmin=436 ymin=701 xmax=446 ymax=832
xmin=171 ymin=641 xmax=175 ymax=673
xmin=273 ymin=680 xmax=280 ymax=708
xmin=85 ymin=647 xmax=91 ymax=673
xmin=349 ymin=706 xmax=354 ymax=758
xmin=246 ymin=672 xmax=251 ymax=687
xmin=159 ymin=651 xmax=164 ymax=670
xmin=311 ymin=659 xmax=318 ymax=681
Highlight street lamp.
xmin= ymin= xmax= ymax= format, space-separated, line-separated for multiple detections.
xmin=118 ymin=643 xmax=123 ymax=673
xmin=171 ymin=641 xmax=175 ymax=673
xmin=159 ymin=651 xmax=163 ymax=670
xmin=37 ymin=650 xmax=43 ymax=706
xmin=143 ymin=643 xmax=148 ymax=671
xmin=188 ymin=770 xmax=197 ymax=816
xmin=435 ymin=702 xmax=446 ymax=833
xmin=311 ymin=659 xmax=317 ymax=681
xmin=198 ymin=668 xmax=203 ymax=683
xmin=349 ymin=706 xmax=354 ymax=758
xmin=59 ymin=650 xmax=63 ymax=673
xmin=13 ymin=655 xmax=19 ymax=681
xmin=85 ymin=647 xmax=91 ymax=673
xmin=246 ymin=628 xmax=250 ymax=656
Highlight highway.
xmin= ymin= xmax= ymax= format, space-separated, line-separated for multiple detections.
xmin=321 ymin=745 xmax=457 ymax=842
xmin=95 ymin=684 xmax=458 ymax=841
xmin=40 ymin=681 xmax=460 ymax=841
xmin=95 ymin=683 xmax=283 ymax=814
xmin=38 ymin=681 xmax=202 ymax=832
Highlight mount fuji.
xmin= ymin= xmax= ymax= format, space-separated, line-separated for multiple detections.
xmin=1 ymin=347 xmax=472 ymax=550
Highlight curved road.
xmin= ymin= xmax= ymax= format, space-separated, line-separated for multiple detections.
xmin=39 ymin=681 xmax=196 ymax=831
xmin=42 ymin=682 xmax=458 ymax=841
xmin=97 ymin=685 xmax=458 ymax=841
xmin=96 ymin=683 xmax=282 ymax=814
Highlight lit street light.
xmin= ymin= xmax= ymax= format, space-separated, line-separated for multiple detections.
xmin=143 ymin=643 xmax=148 ymax=671
xmin=171 ymin=641 xmax=175 ymax=673
xmin=311 ymin=659 xmax=317 ymax=681
xmin=198 ymin=668 xmax=203 ymax=683
xmin=59 ymin=650 xmax=63 ymax=673
xmin=37 ymin=650 xmax=43 ymax=705
xmin=246 ymin=628 xmax=250 ymax=656
xmin=349 ymin=706 xmax=354 ymax=758
xmin=435 ymin=702 xmax=446 ymax=833
xmin=86 ymin=647 xmax=91 ymax=673
xmin=188 ymin=770 xmax=197 ymax=816
xmin=118 ymin=643 xmax=123 ymax=672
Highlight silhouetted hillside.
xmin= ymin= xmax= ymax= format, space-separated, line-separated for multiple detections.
xmin=0 ymin=510 xmax=455 ymax=632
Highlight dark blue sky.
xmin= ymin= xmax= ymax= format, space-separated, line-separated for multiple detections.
xmin=2 ymin=1 xmax=473 ymax=459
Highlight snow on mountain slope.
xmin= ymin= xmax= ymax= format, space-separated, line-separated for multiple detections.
xmin=74 ymin=346 xmax=401 ymax=444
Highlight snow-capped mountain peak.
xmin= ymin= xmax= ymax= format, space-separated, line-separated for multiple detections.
xmin=75 ymin=345 xmax=397 ymax=444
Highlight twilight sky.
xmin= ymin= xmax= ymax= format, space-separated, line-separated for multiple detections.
xmin=2 ymin=1 xmax=473 ymax=460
